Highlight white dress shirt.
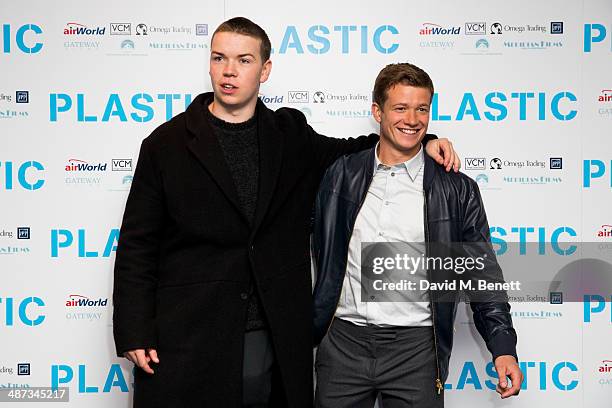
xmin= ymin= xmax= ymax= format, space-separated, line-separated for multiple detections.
xmin=335 ymin=145 xmax=432 ymax=326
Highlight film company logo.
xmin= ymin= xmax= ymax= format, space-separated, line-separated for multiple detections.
xmin=110 ymin=23 xmax=131 ymax=35
xmin=17 ymin=227 xmax=30 ymax=239
xmin=465 ymin=157 xmax=486 ymax=170
xmin=196 ymin=24 xmax=208 ymax=36
xmin=16 ymin=91 xmax=29 ymax=103
xmin=17 ymin=363 xmax=30 ymax=376
xmin=551 ymin=22 xmax=563 ymax=34
xmin=550 ymin=157 xmax=563 ymax=169
xmin=550 ymin=292 xmax=563 ymax=304
xmin=465 ymin=22 xmax=486 ymax=35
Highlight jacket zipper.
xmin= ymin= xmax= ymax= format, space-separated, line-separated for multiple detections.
xmin=423 ymin=191 xmax=443 ymax=395
xmin=323 ymin=173 xmax=376 ymax=337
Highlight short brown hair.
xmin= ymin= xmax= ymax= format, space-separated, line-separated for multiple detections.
xmin=373 ymin=63 xmax=434 ymax=107
xmin=212 ymin=17 xmax=272 ymax=62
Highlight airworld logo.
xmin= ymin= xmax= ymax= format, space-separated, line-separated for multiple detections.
xmin=65 ymin=159 xmax=107 ymax=172
xmin=63 ymin=23 xmax=106 ymax=36
xmin=419 ymin=23 xmax=461 ymax=36
xmin=65 ymin=295 xmax=108 ymax=307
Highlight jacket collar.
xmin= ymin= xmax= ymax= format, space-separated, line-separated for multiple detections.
xmin=185 ymin=93 xmax=284 ymax=232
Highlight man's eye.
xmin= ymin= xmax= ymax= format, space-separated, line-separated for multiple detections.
xmin=240 ymin=58 xmax=251 ymax=64
xmin=213 ymin=56 xmax=223 ymax=61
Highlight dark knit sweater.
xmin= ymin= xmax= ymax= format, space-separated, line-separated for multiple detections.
xmin=205 ymin=103 xmax=268 ymax=331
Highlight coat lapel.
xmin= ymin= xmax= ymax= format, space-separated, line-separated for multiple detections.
xmin=185 ymin=93 xmax=247 ymax=224
xmin=252 ymin=99 xmax=284 ymax=234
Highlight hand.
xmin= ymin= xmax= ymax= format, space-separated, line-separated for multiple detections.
xmin=494 ymin=355 xmax=522 ymax=398
xmin=425 ymin=138 xmax=460 ymax=172
xmin=123 ymin=348 xmax=159 ymax=375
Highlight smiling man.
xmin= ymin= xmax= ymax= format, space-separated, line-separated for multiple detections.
xmin=312 ymin=63 xmax=522 ymax=407
xmin=113 ymin=18 xmax=460 ymax=408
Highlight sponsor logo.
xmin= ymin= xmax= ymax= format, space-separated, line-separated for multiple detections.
xmin=65 ymin=294 xmax=108 ymax=307
xmin=121 ymin=39 xmax=134 ymax=50
xmin=490 ymin=158 xmax=502 ymax=169
xmin=17 ymin=364 xmax=30 ymax=376
xmin=0 ymin=229 xmax=13 ymax=239
xmin=136 ymin=24 xmax=147 ymax=35
xmin=63 ymin=23 xmax=105 ymax=36
xmin=465 ymin=157 xmax=486 ymax=170
xmin=0 ymin=109 xmax=28 ymax=119
xmin=195 ymin=24 xmax=208 ymax=36
xmin=259 ymin=94 xmax=284 ymax=104
xmin=510 ymin=309 xmax=563 ymax=319
xmin=148 ymin=42 xmax=207 ymax=51
xmin=63 ymin=41 xmax=100 ymax=51
xmin=599 ymin=89 xmax=612 ymax=102
xmin=17 ymin=227 xmax=30 ymax=239
xmin=111 ymin=159 xmax=132 ymax=171
xmin=65 ymin=295 xmax=108 ymax=322
xmin=147 ymin=25 xmax=192 ymax=35
xmin=419 ymin=23 xmax=461 ymax=35
xmin=313 ymin=91 xmax=325 ymax=103
xmin=476 ymin=38 xmax=489 ymax=49
xmin=0 ymin=245 xmax=30 ymax=255
xmin=599 ymin=360 xmax=612 ymax=373
xmin=502 ymin=175 xmax=562 ymax=184
xmin=65 ymin=159 xmax=107 ymax=172
xmin=0 ymin=93 xmax=12 ymax=102
xmin=475 ymin=174 xmax=488 ymax=184
xmin=122 ymin=175 xmax=133 ymax=185
xmin=597 ymin=224 xmax=612 ymax=238
xmin=110 ymin=23 xmax=131 ymax=35
xmin=550 ymin=157 xmax=563 ymax=169
xmin=325 ymin=109 xmax=372 ymax=119
xmin=550 ymin=292 xmax=563 ymax=304
xmin=504 ymin=40 xmax=563 ymax=49
xmin=419 ymin=40 xmax=454 ymax=50
xmin=583 ymin=160 xmax=612 ymax=187
xmin=16 ymin=91 xmax=28 ymax=103
xmin=287 ymin=91 xmax=309 ymax=103
xmin=310 ymin=91 xmax=368 ymax=103
xmin=465 ymin=22 xmax=486 ymax=35
xmin=490 ymin=22 xmax=503 ymax=34
xmin=551 ymin=22 xmax=563 ymax=34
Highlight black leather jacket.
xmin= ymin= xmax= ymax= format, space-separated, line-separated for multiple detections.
xmin=312 ymin=147 xmax=517 ymax=391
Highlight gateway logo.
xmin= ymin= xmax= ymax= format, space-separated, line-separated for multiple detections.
xmin=64 ymin=23 xmax=105 ymax=36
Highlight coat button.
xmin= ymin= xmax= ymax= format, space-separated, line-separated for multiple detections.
xmin=240 ymin=292 xmax=248 ymax=300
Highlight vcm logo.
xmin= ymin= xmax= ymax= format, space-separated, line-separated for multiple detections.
xmin=2 ymin=24 xmax=43 ymax=53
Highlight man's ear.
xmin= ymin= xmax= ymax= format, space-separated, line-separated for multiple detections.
xmin=371 ymin=103 xmax=382 ymax=124
xmin=260 ymin=59 xmax=272 ymax=83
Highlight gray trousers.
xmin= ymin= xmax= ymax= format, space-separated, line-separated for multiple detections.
xmin=315 ymin=318 xmax=444 ymax=408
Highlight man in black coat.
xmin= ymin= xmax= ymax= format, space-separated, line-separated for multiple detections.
xmin=112 ymin=17 xmax=459 ymax=408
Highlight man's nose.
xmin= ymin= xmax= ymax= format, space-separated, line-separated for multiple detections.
xmin=223 ymin=60 xmax=237 ymax=77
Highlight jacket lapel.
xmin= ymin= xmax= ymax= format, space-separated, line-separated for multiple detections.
xmin=185 ymin=93 xmax=247 ymax=224
xmin=252 ymin=100 xmax=284 ymax=234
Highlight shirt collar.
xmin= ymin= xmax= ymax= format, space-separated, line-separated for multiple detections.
xmin=374 ymin=142 xmax=424 ymax=182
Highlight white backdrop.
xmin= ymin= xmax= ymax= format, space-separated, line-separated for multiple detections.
xmin=1 ymin=0 xmax=611 ymax=406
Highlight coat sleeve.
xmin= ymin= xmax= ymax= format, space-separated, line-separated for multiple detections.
xmin=461 ymin=180 xmax=518 ymax=362
xmin=113 ymin=136 xmax=165 ymax=356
